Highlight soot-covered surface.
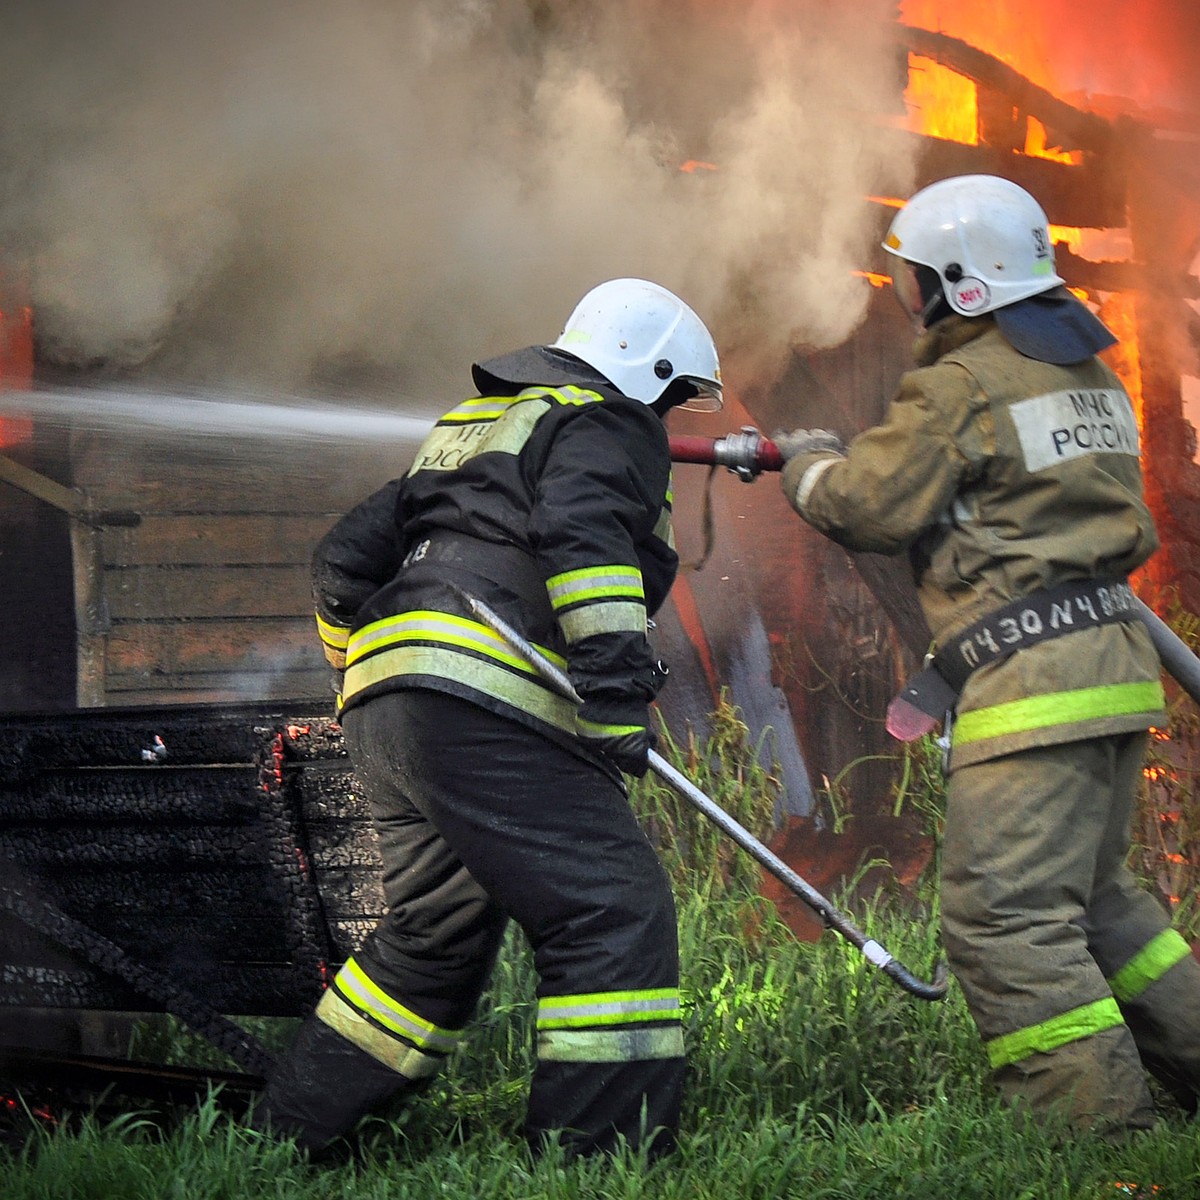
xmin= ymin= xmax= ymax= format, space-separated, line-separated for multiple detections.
xmin=0 ymin=702 xmax=382 ymax=1019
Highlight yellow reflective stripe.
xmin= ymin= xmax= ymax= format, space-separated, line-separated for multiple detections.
xmin=559 ymin=600 xmax=647 ymax=643
xmin=1109 ymin=929 xmax=1193 ymax=1002
xmin=537 ymin=988 xmax=680 ymax=1030
xmin=346 ymin=610 xmax=566 ymax=674
xmin=342 ymin=644 xmax=577 ymax=731
xmin=538 ymin=1026 xmax=685 ymax=1063
xmin=316 ymin=613 xmax=349 ymax=670
xmin=316 ymin=989 xmax=445 ymax=1079
xmin=577 ymin=716 xmax=645 ymax=738
xmin=436 ymin=395 xmax=523 ymax=423
xmin=316 ymin=612 xmax=350 ymax=650
xmin=985 ymin=998 xmax=1124 ymax=1068
xmin=953 ymin=682 xmax=1165 ymax=746
xmin=408 ymin=398 xmax=550 ymax=474
xmin=334 ymin=957 xmax=462 ymax=1054
xmin=546 ymin=566 xmax=645 ymax=610
xmin=515 ymin=385 xmax=605 ymax=407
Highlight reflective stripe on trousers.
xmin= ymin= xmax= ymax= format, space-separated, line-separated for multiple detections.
xmin=941 ymin=733 xmax=1158 ymax=1129
xmin=340 ymin=690 xmax=684 ymax=1154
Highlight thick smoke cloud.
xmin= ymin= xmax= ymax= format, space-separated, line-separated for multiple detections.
xmin=0 ymin=0 xmax=914 ymax=401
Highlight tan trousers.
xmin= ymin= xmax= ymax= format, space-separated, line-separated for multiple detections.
xmin=942 ymin=731 xmax=1200 ymax=1132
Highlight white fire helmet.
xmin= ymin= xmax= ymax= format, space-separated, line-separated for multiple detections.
xmin=552 ymin=278 xmax=723 ymax=410
xmin=883 ymin=174 xmax=1065 ymax=319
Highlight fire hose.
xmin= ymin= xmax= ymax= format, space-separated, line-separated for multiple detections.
xmin=667 ymin=428 xmax=1200 ymax=711
xmin=449 ymin=585 xmax=950 ymax=1003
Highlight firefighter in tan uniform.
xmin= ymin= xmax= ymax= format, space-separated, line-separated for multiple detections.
xmin=250 ymin=279 xmax=723 ymax=1160
xmin=777 ymin=175 xmax=1200 ymax=1133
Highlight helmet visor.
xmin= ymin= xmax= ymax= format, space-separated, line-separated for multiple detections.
xmin=680 ymin=380 xmax=723 ymax=413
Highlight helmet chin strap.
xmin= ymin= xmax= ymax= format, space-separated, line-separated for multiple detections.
xmin=920 ymin=290 xmax=948 ymax=327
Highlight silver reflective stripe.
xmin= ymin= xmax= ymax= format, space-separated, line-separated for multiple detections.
xmin=559 ymin=600 xmax=647 ymax=643
xmin=335 ymin=958 xmax=461 ymax=1054
xmin=316 ymin=612 xmax=350 ymax=651
xmin=546 ymin=566 xmax=645 ymax=611
xmin=653 ymin=505 xmax=675 ymax=549
xmin=538 ymin=1025 xmax=685 ymax=1063
xmin=316 ymin=989 xmax=446 ymax=1080
xmin=795 ymin=456 xmax=840 ymax=510
xmin=537 ymin=988 xmax=681 ymax=1028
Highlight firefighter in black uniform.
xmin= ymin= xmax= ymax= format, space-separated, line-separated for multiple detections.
xmin=252 ymin=278 xmax=723 ymax=1159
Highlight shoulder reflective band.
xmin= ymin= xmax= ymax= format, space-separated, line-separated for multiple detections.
xmin=1108 ymin=929 xmax=1193 ymax=1003
xmin=516 ymin=385 xmax=606 ymax=407
xmin=953 ymin=681 xmax=1165 ymax=747
xmin=985 ymin=997 xmax=1124 ymax=1069
xmin=409 ymin=396 xmax=549 ymax=474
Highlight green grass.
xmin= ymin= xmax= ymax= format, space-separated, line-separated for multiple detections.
xmin=3 ymin=702 xmax=1198 ymax=1198
xmin=3 ymin=893 xmax=1197 ymax=1199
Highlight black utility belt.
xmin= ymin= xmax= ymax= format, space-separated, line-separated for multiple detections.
xmin=896 ymin=577 xmax=1137 ymax=723
xmin=402 ymin=532 xmax=550 ymax=617
xmin=935 ymin=576 xmax=1136 ymax=691
xmin=403 ymin=532 xmax=532 ymax=576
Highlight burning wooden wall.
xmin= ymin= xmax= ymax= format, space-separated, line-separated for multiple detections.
xmin=0 ymin=12 xmax=1197 ymax=895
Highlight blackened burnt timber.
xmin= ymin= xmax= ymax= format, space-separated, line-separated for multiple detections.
xmin=0 ymin=701 xmax=383 ymax=1025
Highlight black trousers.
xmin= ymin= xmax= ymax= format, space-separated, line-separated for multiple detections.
xmin=340 ymin=689 xmax=684 ymax=1156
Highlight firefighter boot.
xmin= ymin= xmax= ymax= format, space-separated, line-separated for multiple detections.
xmin=249 ymin=1011 xmax=414 ymax=1157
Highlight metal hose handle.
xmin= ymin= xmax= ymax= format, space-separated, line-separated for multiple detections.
xmin=451 ymin=584 xmax=948 ymax=1002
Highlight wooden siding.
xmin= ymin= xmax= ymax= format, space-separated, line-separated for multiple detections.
xmin=67 ymin=421 xmax=414 ymax=708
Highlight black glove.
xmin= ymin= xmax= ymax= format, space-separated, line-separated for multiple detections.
xmin=576 ymin=701 xmax=657 ymax=778
xmin=581 ymin=725 xmax=657 ymax=778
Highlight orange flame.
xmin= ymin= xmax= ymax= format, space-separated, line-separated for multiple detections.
xmin=1098 ymin=293 xmax=1145 ymax=429
xmin=901 ymin=53 xmax=1082 ymax=165
xmin=903 ymin=54 xmax=977 ymax=144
